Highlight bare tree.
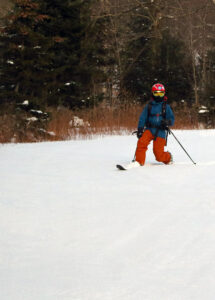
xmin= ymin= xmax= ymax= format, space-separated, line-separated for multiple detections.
xmin=0 ymin=0 xmax=13 ymax=20
xmin=161 ymin=0 xmax=215 ymax=105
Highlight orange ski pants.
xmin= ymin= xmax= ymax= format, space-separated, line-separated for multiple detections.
xmin=135 ymin=129 xmax=171 ymax=165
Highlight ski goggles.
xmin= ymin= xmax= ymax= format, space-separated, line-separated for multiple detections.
xmin=152 ymin=91 xmax=165 ymax=97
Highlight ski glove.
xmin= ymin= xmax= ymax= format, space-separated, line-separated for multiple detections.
xmin=160 ymin=119 xmax=171 ymax=130
xmin=137 ymin=127 xmax=143 ymax=139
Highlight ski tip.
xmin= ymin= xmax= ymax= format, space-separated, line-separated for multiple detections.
xmin=116 ymin=164 xmax=126 ymax=171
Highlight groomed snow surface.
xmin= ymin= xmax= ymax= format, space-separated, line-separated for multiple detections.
xmin=1 ymin=130 xmax=215 ymax=300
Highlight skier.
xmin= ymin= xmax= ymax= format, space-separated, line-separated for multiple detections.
xmin=133 ymin=83 xmax=175 ymax=167
xmin=117 ymin=83 xmax=175 ymax=170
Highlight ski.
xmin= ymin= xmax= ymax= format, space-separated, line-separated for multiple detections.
xmin=116 ymin=164 xmax=127 ymax=171
xmin=116 ymin=161 xmax=141 ymax=171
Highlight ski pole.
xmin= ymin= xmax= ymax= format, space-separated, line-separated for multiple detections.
xmin=168 ymin=128 xmax=196 ymax=165
xmin=132 ymin=130 xmax=138 ymax=161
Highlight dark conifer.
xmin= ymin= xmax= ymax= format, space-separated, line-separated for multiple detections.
xmin=0 ymin=0 xmax=52 ymax=106
xmin=122 ymin=6 xmax=192 ymax=104
xmin=0 ymin=0 xmax=108 ymax=108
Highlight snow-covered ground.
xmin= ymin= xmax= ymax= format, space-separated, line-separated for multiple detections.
xmin=0 ymin=130 xmax=215 ymax=300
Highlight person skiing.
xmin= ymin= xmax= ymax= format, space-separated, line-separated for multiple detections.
xmin=133 ymin=83 xmax=175 ymax=167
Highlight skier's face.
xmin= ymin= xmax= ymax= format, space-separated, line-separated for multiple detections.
xmin=152 ymin=91 xmax=165 ymax=102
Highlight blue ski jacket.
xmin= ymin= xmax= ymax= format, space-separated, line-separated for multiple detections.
xmin=138 ymin=99 xmax=175 ymax=139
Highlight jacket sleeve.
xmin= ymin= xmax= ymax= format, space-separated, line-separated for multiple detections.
xmin=166 ymin=105 xmax=175 ymax=126
xmin=138 ymin=104 xmax=148 ymax=129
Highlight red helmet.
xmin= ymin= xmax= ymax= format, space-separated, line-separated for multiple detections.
xmin=152 ymin=83 xmax=165 ymax=93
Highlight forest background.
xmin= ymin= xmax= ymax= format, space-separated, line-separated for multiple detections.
xmin=0 ymin=0 xmax=215 ymax=143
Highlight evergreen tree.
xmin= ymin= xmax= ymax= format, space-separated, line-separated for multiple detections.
xmin=0 ymin=0 xmax=52 ymax=107
xmin=78 ymin=7 xmax=114 ymax=107
xmin=36 ymin=0 xmax=86 ymax=108
xmin=154 ymin=31 xmax=193 ymax=103
xmin=120 ymin=5 xmax=153 ymax=102
xmin=122 ymin=6 xmax=192 ymax=104
xmin=0 ymin=0 xmax=108 ymax=108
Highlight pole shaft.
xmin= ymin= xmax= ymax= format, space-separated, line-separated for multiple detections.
xmin=169 ymin=129 xmax=196 ymax=165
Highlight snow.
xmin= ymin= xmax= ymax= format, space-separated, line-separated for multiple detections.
xmin=6 ymin=60 xmax=14 ymax=65
xmin=0 ymin=129 xmax=215 ymax=300
xmin=22 ymin=100 xmax=29 ymax=106
xmin=199 ymin=110 xmax=209 ymax=114
xmin=26 ymin=117 xmax=38 ymax=122
xmin=69 ymin=116 xmax=90 ymax=128
xmin=199 ymin=106 xmax=209 ymax=114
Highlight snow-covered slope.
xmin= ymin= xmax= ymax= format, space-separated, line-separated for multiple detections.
xmin=0 ymin=130 xmax=215 ymax=300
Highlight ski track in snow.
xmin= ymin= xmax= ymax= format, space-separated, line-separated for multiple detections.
xmin=0 ymin=129 xmax=215 ymax=300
